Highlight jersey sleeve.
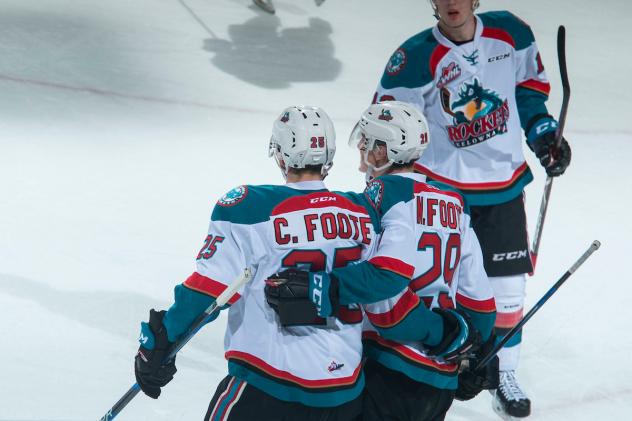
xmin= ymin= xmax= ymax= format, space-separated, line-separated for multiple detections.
xmin=362 ymin=289 xmax=445 ymax=346
xmin=454 ymin=214 xmax=496 ymax=341
xmin=331 ymin=184 xmax=417 ymax=304
xmin=162 ymin=187 xmax=260 ymax=342
xmin=507 ymin=12 xmax=552 ymax=134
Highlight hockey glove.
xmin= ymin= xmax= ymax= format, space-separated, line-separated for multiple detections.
xmin=135 ymin=309 xmax=177 ymax=399
xmin=527 ymin=115 xmax=572 ymax=177
xmin=425 ymin=308 xmax=481 ymax=363
xmin=455 ymin=334 xmax=500 ymax=401
xmin=265 ymin=269 xmax=340 ymax=322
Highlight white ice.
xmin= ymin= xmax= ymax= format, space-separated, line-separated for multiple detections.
xmin=1 ymin=0 xmax=630 ymax=420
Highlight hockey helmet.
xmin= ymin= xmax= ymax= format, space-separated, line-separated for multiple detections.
xmin=349 ymin=101 xmax=430 ymax=180
xmin=269 ymin=105 xmax=336 ymax=178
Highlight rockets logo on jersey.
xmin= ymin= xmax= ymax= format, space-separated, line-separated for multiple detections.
xmin=436 ymin=62 xmax=461 ymax=89
xmin=218 ymin=185 xmax=248 ymax=206
xmin=364 ymin=179 xmax=384 ymax=211
xmin=386 ymin=48 xmax=407 ymax=75
xmin=442 ymin=78 xmax=510 ymax=148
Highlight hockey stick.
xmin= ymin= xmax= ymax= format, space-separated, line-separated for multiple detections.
xmin=530 ymin=25 xmax=571 ymax=272
xmin=98 ymin=268 xmax=253 ymax=421
xmin=475 ymin=240 xmax=599 ymax=371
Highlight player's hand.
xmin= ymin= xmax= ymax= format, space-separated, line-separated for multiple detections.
xmin=455 ymin=335 xmax=500 ymax=401
xmin=425 ymin=308 xmax=481 ymax=363
xmin=265 ymin=269 xmax=340 ymax=323
xmin=528 ymin=115 xmax=571 ymax=177
xmin=135 ymin=309 xmax=177 ymax=399
xmin=533 ymin=132 xmax=571 ymax=177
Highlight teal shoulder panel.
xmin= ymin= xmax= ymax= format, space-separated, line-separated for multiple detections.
xmin=211 ymin=185 xmax=326 ymax=224
xmin=380 ymin=28 xmax=438 ymax=90
xmin=479 ymin=11 xmax=535 ymax=51
xmin=366 ymin=175 xmax=415 ymax=217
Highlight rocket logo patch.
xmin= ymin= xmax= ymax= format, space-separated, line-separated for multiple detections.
xmin=386 ymin=48 xmax=407 ymax=75
xmin=218 ymin=185 xmax=248 ymax=207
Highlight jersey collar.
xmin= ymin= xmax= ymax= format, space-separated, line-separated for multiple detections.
xmin=392 ymin=172 xmax=427 ymax=183
xmin=285 ymin=180 xmax=327 ymax=191
xmin=432 ymin=14 xmax=484 ymax=50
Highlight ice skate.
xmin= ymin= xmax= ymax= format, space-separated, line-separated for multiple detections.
xmin=492 ymin=371 xmax=531 ymax=419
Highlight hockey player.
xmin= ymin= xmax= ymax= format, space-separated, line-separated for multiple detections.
xmin=372 ymin=1 xmax=572 ymax=418
xmin=266 ymin=101 xmax=497 ymax=420
xmin=133 ymin=105 xmax=474 ymax=420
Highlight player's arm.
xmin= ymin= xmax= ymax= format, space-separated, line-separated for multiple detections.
xmin=507 ymin=11 xmax=571 ymax=176
xmin=453 ymin=215 xmax=499 ymax=400
xmin=135 ymin=188 xmax=254 ymax=399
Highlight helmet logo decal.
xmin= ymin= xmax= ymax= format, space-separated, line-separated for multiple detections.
xmin=378 ymin=109 xmax=394 ymax=121
xmin=441 ymin=78 xmax=510 ymax=148
xmin=218 ymin=185 xmax=248 ymax=207
xmin=386 ymin=48 xmax=407 ymax=75
xmin=280 ymin=112 xmax=290 ymax=123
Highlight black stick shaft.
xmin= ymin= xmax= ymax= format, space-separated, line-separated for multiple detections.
xmin=531 ymin=25 xmax=571 ymax=268
xmin=475 ymin=241 xmax=600 ymax=371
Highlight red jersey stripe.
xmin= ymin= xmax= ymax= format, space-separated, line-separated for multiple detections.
xmin=365 ymin=289 xmax=420 ymax=328
xmin=456 ymin=292 xmax=496 ymax=313
xmin=369 ymin=256 xmax=415 ymax=279
xmin=481 ymin=27 xmax=516 ymax=48
xmin=271 ymin=192 xmax=368 ymax=216
xmin=414 ymin=161 xmax=529 ymax=191
xmin=363 ymin=331 xmax=458 ymax=372
xmin=225 ymin=350 xmax=362 ymax=388
xmin=429 ymin=44 xmax=451 ymax=79
xmin=183 ymin=272 xmax=241 ymax=305
xmin=517 ymin=79 xmax=551 ymax=96
xmin=414 ymin=182 xmax=464 ymax=207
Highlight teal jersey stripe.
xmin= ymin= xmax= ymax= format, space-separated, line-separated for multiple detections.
xmin=457 ymin=169 xmax=533 ymax=206
xmin=227 ymin=361 xmax=364 ymax=407
xmin=457 ymin=304 xmax=496 ymax=342
xmin=210 ymin=378 xmax=244 ymax=421
xmin=364 ymin=342 xmax=457 ymax=390
xmin=496 ymin=327 xmax=523 ymax=348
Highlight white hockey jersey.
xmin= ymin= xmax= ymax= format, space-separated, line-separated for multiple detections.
xmin=160 ymin=180 xmax=418 ymax=408
xmin=349 ymin=173 xmax=496 ymax=389
xmin=374 ymin=11 xmax=552 ymax=206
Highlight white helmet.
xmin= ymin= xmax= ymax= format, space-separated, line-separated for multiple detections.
xmin=269 ymin=105 xmax=336 ymax=179
xmin=349 ymin=101 xmax=430 ymax=180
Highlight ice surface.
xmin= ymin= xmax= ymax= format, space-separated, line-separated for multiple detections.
xmin=1 ymin=0 xmax=630 ymax=419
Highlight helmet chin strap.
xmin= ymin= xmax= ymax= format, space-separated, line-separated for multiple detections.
xmin=431 ymin=0 xmax=480 ymax=20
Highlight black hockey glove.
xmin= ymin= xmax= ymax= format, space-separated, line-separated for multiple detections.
xmin=455 ymin=334 xmax=500 ymax=401
xmin=425 ymin=308 xmax=481 ymax=363
xmin=135 ymin=309 xmax=177 ymax=399
xmin=527 ymin=114 xmax=572 ymax=177
xmin=265 ymin=269 xmax=340 ymax=326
